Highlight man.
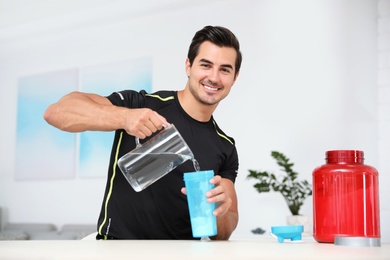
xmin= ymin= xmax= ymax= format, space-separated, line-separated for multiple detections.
xmin=44 ymin=25 xmax=242 ymax=240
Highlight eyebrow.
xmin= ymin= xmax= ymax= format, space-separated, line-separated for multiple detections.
xmin=199 ymin=58 xmax=234 ymax=70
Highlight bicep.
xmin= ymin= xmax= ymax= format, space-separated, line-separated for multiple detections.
xmin=87 ymin=93 xmax=112 ymax=105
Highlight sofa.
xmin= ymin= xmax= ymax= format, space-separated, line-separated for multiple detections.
xmin=0 ymin=207 xmax=96 ymax=240
xmin=0 ymin=223 xmax=97 ymax=240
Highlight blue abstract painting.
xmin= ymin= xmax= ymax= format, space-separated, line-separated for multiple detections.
xmin=15 ymin=57 xmax=152 ymax=180
xmin=78 ymin=57 xmax=152 ymax=178
xmin=16 ymin=69 xmax=78 ymax=180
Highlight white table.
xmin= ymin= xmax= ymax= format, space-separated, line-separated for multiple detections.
xmin=0 ymin=237 xmax=388 ymax=259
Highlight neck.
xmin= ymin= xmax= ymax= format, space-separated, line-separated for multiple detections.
xmin=177 ymin=87 xmax=217 ymax=122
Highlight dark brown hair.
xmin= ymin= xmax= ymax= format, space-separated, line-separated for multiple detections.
xmin=187 ymin=26 xmax=242 ymax=76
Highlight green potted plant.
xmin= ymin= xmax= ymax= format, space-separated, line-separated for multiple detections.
xmin=247 ymin=151 xmax=312 ymax=232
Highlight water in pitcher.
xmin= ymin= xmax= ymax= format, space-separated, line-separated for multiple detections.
xmin=122 ymin=152 xmax=200 ymax=192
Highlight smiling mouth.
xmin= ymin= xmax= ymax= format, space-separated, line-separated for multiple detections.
xmin=201 ymin=81 xmax=220 ymax=91
xmin=203 ymin=84 xmax=219 ymax=91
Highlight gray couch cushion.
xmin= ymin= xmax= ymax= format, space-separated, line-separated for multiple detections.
xmin=0 ymin=230 xmax=29 ymax=240
xmin=1 ymin=223 xmax=96 ymax=240
xmin=60 ymin=224 xmax=96 ymax=240
xmin=4 ymin=223 xmax=57 ymax=232
xmin=28 ymin=231 xmax=77 ymax=240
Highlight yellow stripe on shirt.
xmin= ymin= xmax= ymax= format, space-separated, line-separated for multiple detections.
xmin=145 ymin=94 xmax=174 ymax=101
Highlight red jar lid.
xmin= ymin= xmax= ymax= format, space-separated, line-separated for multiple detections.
xmin=326 ymin=150 xmax=364 ymax=164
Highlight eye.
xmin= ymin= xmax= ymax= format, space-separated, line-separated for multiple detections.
xmin=221 ymin=67 xmax=232 ymax=74
xmin=201 ymin=63 xmax=211 ymax=68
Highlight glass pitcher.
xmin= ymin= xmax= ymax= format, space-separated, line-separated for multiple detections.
xmin=117 ymin=124 xmax=194 ymax=192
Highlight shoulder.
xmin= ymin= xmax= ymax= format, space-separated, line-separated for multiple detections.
xmin=144 ymin=90 xmax=177 ymax=111
xmin=106 ymin=90 xmax=176 ymax=108
xmin=106 ymin=89 xmax=146 ymax=107
xmin=211 ymin=120 xmax=235 ymax=146
xmin=145 ymin=90 xmax=175 ymax=102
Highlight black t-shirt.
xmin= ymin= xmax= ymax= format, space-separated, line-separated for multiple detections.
xmin=96 ymin=90 xmax=238 ymax=239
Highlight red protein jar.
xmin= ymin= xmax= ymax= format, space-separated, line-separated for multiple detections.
xmin=312 ymin=150 xmax=381 ymax=246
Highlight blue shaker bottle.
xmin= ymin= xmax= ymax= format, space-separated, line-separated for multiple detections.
xmin=184 ymin=170 xmax=217 ymax=238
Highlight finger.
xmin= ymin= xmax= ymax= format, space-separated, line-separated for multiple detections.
xmin=213 ymin=203 xmax=227 ymax=216
xmin=142 ymin=120 xmax=159 ymax=134
xmin=206 ymin=184 xmax=224 ymax=199
xmin=210 ymin=175 xmax=222 ymax=185
xmin=154 ymin=111 xmax=169 ymax=126
xmin=207 ymin=191 xmax=224 ymax=203
xmin=150 ymin=111 xmax=168 ymax=130
xmin=137 ymin=124 xmax=153 ymax=138
xmin=135 ymin=113 xmax=167 ymax=139
xmin=213 ymin=196 xmax=232 ymax=217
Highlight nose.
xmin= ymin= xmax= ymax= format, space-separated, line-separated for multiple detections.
xmin=207 ymin=68 xmax=220 ymax=84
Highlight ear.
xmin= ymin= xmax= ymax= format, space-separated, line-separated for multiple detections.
xmin=185 ymin=58 xmax=191 ymax=77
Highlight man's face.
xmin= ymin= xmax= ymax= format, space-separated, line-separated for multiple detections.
xmin=186 ymin=41 xmax=239 ymax=106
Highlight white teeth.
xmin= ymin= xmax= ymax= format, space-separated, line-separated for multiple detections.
xmin=204 ymin=85 xmax=218 ymax=91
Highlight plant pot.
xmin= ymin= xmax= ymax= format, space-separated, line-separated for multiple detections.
xmin=286 ymin=215 xmax=312 ymax=236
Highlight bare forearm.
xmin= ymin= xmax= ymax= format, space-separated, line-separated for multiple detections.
xmin=212 ymin=210 xmax=239 ymax=240
xmin=43 ymin=91 xmax=125 ymax=132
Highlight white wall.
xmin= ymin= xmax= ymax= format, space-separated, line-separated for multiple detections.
xmin=0 ymin=0 xmax=387 ymax=242
xmin=378 ymin=0 xmax=390 ymax=244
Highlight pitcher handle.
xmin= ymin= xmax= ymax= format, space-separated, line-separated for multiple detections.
xmin=135 ymin=124 xmax=170 ymax=147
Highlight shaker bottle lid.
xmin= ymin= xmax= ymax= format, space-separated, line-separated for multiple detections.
xmin=326 ymin=150 xmax=364 ymax=163
xmin=334 ymin=236 xmax=381 ymax=247
xmin=326 ymin=150 xmax=363 ymax=157
xmin=270 ymin=225 xmax=303 ymax=243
